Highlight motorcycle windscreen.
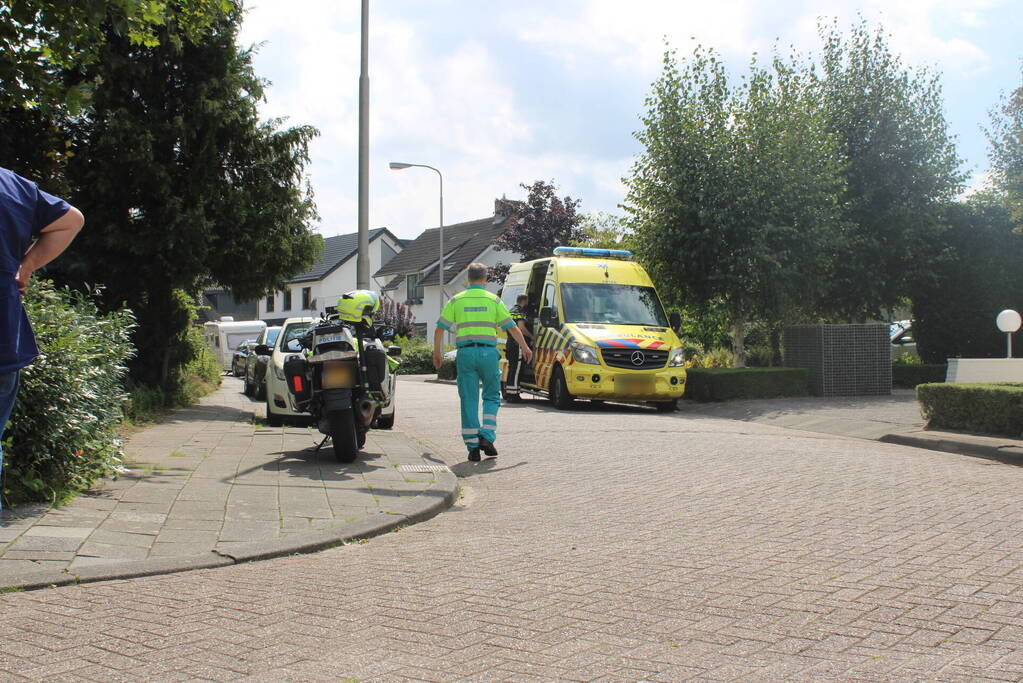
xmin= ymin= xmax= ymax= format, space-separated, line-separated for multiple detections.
xmin=322 ymin=360 xmax=358 ymax=389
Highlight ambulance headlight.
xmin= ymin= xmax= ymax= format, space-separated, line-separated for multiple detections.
xmin=668 ymin=347 xmax=686 ymax=367
xmin=571 ymin=342 xmax=600 ymax=365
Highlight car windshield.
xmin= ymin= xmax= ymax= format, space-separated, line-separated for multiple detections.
xmin=280 ymin=323 xmax=313 ymax=349
xmin=560 ymin=283 xmax=669 ymax=327
xmin=266 ymin=328 xmax=281 ymax=345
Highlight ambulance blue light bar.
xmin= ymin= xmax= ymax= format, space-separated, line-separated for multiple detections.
xmin=553 ymin=246 xmax=633 ymax=260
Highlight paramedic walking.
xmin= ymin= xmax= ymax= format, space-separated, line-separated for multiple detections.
xmin=1 ymin=167 xmax=84 ymax=510
xmin=433 ymin=263 xmax=532 ymax=461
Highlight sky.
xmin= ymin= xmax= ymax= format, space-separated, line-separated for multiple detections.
xmin=237 ymin=0 xmax=1023 ymax=240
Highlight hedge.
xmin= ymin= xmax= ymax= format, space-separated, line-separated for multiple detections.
xmin=684 ymin=367 xmax=808 ymax=402
xmin=917 ymin=382 xmax=1023 ymax=438
xmin=892 ymin=364 xmax=947 ymax=388
xmin=4 ymin=280 xmax=135 ymax=507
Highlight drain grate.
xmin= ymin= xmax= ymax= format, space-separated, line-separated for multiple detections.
xmin=398 ymin=464 xmax=451 ymax=473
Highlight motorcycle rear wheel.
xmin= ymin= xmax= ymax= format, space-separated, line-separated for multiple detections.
xmin=328 ymin=409 xmax=359 ymax=463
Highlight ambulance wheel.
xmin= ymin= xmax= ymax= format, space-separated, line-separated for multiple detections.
xmin=654 ymin=400 xmax=678 ymax=413
xmin=549 ymin=366 xmax=574 ymax=410
xmin=501 ymin=381 xmax=522 ymax=403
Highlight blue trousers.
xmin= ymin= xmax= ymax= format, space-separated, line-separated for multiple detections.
xmin=455 ymin=346 xmax=500 ymax=451
xmin=0 ymin=370 xmax=19 ymax=512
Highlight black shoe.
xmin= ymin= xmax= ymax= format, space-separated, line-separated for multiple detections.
xmin=467 ymin=447 xmax=481 ymax=462
xmin=478 ymin=435 xmax=498 ymax=457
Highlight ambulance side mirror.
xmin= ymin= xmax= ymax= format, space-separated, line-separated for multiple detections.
xmin=669 ymin=311 xmax=682 ymax=333
xmin=539 ymin=307 xmax=559 ymax=328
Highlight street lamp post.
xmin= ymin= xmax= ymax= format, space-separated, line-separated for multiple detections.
xmin=389 ymin=161 xmax=444 ymax=322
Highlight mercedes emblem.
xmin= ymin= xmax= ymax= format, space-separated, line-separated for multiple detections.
xmin=631 ymin=350 xmax=645 ymax=366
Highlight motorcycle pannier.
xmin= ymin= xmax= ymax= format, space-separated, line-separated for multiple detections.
xmin=283 ymin=356 xmax=312 ymax=403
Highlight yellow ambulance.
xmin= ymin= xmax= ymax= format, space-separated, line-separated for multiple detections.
xmin=499 ymin=247 xmax=686 ymax=411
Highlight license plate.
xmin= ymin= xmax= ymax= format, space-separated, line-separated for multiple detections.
xmin=317 ymin=333 xmax=347 ymax=344
xmin=322 ymin=362 xmax=357 ymax=388
xmin=618 ymin=375 xmax=653 ymax=392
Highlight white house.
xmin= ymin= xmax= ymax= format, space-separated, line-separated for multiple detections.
xmin=259 ymin=227 xmax=403 ymax=324
xmin=373 ymin=202 xmax=522 ymax=339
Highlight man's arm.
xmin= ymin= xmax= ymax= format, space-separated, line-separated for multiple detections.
xmin=16 ymin=206 xmax=84 ymax=294
xmin=507 ymin=325 xmax=532 ymax=364
xmin=516 ymin=319 xmax=533 ymax=342
xmin=432 ymin=325 xmax=445 ymax=371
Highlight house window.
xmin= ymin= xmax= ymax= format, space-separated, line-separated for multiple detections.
xmin=406 ymin=274 xmax=424 ymax=304
xmin=413 ymin=323 xmax=428 ymax=338
xmin=302 ymin=287 xmax=312 ymax=310
xmin=282 ymin=288 xmax=292 ymax=311
xmin=266 ymin=294 xmax=275 ymax=313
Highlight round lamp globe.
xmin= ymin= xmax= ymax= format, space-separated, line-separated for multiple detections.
xmin=996 ymin=309 xmax=1022 ymax=333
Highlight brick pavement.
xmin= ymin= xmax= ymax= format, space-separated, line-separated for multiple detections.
xmin=0 ymin=377 xmax=455 ymax=590
xmin=4 ymin=378 xmax=1023 ymax=681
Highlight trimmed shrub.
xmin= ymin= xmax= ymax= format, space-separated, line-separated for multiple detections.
xmin=689 ymin=346 xmax=733 ymax=369
xmin=917 ymin=382 xmax=1023 ymax=438
xmin=684 ymin=367 xmax=809 ymax=402
xmin=892 ymin=363 xmax=947 ymax=388
xmin=4 ymin=280 xmax=135 ymax=507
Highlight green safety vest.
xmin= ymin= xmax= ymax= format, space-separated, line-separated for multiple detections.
xmin=437 ymin=285 xmax=515 ymax=346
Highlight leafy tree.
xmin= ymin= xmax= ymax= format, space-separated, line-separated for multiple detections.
xmin=814 ymin=20 xmax=964 ymax=320
xmin=910 ymin=199 xmax=1023 ymax=362
xmin=490 ymin=180 xmax=584 ymax=283
xmin=576 ymin=212 xmax=634 ymax=251
xmin=53 ymin=9 xmax=320 ymax=386
xmin=986 ymin=68 xmax=1023 ymax=231
xmin=0 ymin=0 xmax=228 ymax=111
xmin=625 ymin=46 xmax=846 ymax=365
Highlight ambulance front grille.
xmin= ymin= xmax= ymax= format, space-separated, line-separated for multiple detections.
xmin=601 ymin=348 xmax=668 ymax=370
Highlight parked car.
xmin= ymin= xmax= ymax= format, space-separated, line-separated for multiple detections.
xmin=231 ymin=339 xmax=257 ymax=377
xmin=243 ymin=325 xmax=281 ymax=399
xmin=264 ymin=317 xmax=318 ymax=426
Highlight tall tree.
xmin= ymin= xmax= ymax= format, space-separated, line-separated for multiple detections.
xmin=56 ymin=8 xmax=320 ymax=386
xmin=986 ymin=68 xmax=1023 ymax=231
xmin=490 ymin=179 xmax=584 ymax=283
xmin=0 ymin=0 xmax=228 ymax=111
xmin=625 ymin=46 xmax=846 ymax=365
xmin=814 ymin=20 xmax=964 ymax=319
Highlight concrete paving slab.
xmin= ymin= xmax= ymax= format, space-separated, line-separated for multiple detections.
xmin=0 ymin=376 xmax=458 ymax=590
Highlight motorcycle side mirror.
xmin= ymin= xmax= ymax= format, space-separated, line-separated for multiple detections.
xmin=387 ymin=345 xmax=402 ymax=357
xmin=539 ymin=307 xmax=560 ymax=328
xmin=669 ymin=311 xmax=682 ymax=333
xmin=376 ymin=326 xmax=396 ymax=341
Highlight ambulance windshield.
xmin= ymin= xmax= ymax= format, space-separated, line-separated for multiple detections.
xmin=560 ymin=283 xmax=669 ymax=327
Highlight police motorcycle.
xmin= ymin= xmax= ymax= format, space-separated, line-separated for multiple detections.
xmin=283 ymin=290 xmax=401 ymax=463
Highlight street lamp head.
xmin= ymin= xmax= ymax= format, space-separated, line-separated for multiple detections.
xmin=997 ymin=309 xmax=1022 ymax=333
xmin=389 ymin=162 xmax=413 ymax=170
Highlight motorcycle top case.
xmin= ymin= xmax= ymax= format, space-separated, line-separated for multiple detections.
xmin=283 ymin=355 xmax=312 ymax=403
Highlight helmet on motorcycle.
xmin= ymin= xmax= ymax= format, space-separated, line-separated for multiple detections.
xmin=336 ymin=289 xmax=380 ymax=325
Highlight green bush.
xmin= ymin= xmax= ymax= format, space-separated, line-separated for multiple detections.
xmin=892 ymin=363 xmax=947 ymax=388
xmin=917 ymin=382 xmax=1023 ymax=437
xmin=684 ymin=367 xmax=809 ymax=402
xmin=689 ymin=346 xmax=733 ymax=369
xmin=4 ymin=280 xmax=136 ymax=507
xmin=393 ymin=335 xmax=435 ymax=375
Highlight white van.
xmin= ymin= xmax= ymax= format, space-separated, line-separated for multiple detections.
xmin=203 ymin=318 xmax=268 ymax=372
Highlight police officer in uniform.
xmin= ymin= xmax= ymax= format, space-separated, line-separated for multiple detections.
xmin=505 ymin=293 xmax=533 ymax=392
xmin=433 ymin=263 xmax=532 ymax=461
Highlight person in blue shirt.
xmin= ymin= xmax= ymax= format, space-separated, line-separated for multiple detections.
xmin=1 ymin=167 xmax=84 ymax=511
